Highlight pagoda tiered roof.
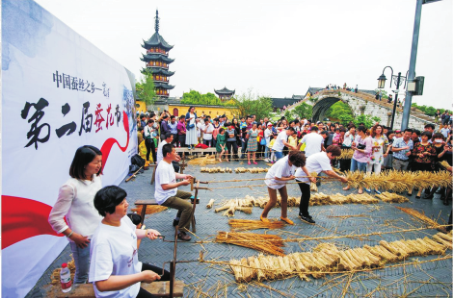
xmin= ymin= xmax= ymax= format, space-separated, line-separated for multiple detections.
xmin=141 ymin=53 xmax=174 ymax=63
xmin=142 ymin=34 xmax=173 ymax=51
xmin=154 ymin=82 xmax=175 ymax=90
xmin=141 ymin=67 xmax=175 ymax=76
xmin=214 ymin=87 xmax=235 ymax=95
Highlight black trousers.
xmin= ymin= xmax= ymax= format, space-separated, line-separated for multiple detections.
xmin=178 ymin=135 xmax=186 ymax=147
xmin=136 ymin=263 xmax=171 ymax=298
xmin=298 ymin=182 xmax=311 ymax=217
xmin=145 ymin=138 xmax=156 ymax=163
xmin=226 ymin=141 xmax=238 ymax=159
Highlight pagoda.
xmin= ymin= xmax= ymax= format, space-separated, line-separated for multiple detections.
xmin=141 ymin=10 xmax=175 ymax=98
xmin=214 ymin=87 xmax=235 ymax=101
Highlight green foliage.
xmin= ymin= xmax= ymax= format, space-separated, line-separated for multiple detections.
xmin=411 ymin=102 xmax=449 ymax=117
xmin=325 ymin=101 xmax=353 ymax=120
xmin=337 ymin=114 xmax=380 ymax=128
xmin=284 ymin=110 xmax=294 ymax=121
xmin=180 ymin=90 xmax=236 ymax=106
xmin=136 ymin=70 xmax=156 ymax=105
xmin=234 ymin=91 xmax=273 ymax=120
xmin=375 ymin=89 xmax=388 ymax=99
xmin=293 ymin=103 xmax=313 ymax=119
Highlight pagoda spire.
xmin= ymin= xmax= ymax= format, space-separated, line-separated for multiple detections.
xmin=155 ymin=9 xmax=160 ymax=33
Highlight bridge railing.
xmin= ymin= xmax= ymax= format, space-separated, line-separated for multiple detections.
xmin=315 ymin=89 xmax=433 ymax=123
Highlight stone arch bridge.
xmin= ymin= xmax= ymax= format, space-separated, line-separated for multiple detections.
xmin=299 ymin=89 xmax=434 ymax=130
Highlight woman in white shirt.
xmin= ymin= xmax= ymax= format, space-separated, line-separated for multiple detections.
xmin=90 ymin=186 xmax=169 ymax=298
xmin=184 ymin=106 xmax=198 ymax=149
xmin=261 ymin=151 xmax=311 ymax=225
xmin=48 ymin=145 xmax=103 ymax=283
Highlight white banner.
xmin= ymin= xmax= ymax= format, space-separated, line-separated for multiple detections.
xmin=2 ymin=1 xmax=137 ymax=297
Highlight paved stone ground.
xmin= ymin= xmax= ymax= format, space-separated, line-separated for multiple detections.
xmin=26 ymin=161 xmax=452 ymax=297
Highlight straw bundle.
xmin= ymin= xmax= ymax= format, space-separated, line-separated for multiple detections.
xmin=310 ymin=172 xmax=318 ymax=192
xmin=216 ymin=231 xmax=285 ymax=256
xmin=206 ymin=199 xmax=215 ymax=209
xmin=228 ymin=219 xmax=285 ymax=231
xmin=200 ymin=167 xmax=233 ymax=173
xmin=235 ymin=167 xmax=269 ymax=174
xmin=344 ymin=170 xmax=451 ymax=192
xmin=188 ymin=155 xmax=218 ymax=166
xmin=338 ymin=149 xmax=354 ymax=160
xmin=395 ymin=207 xmax=441 ymax=227
xmin=375 ymin=192 xmax=409 ymax=203
xmin=228 ymin=233 xmax=451 ymax=283
xmin=215 ymin=197 xmax=256 ymax=217
xmin=51 ymin=255 xmax=76 ymax=284
xmin=440 ymin=160 xmax=452 ymax=170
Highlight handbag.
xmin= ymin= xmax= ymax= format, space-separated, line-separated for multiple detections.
xmin=187 ymin=124 xmax=195 ymax=130
xmin=357 ymin=143 xmax=366 ymax=150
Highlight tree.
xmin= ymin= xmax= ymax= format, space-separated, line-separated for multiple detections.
xmin=375 ymin=89 xmax=389 ymax=99
xmin=325 ymin=101 xmax=353 ymax=120
xmin=234 ymin=90 xmax=273 ymax=120
xmin=293 ymin=102 xmax=313 ymax=119
xmin=135 ymin=70 xmax=156 ymax=105
xmin=181 ymin=90 xmax=234 ymax=106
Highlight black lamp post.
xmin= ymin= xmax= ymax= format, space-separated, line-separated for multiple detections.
xmin=377 ymin=66 xmax=408 ymax=130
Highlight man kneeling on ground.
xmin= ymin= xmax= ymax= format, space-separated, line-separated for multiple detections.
xmin=155 ymin=143 xmax=194 ymax=241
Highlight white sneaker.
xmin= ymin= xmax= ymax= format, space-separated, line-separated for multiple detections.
xmin=264 ymin=158 xmax=269 ymax=162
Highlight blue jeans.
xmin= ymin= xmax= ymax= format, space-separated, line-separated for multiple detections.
xmin=351 ymin=158 xmax=367 ymax=173
xmin=264 ymin=146 xmax=269 ymax=159
xmin=69 ymin=241 xmax=91 ymax=283
xmin=275 ymin=151 xmax=284 ymax=160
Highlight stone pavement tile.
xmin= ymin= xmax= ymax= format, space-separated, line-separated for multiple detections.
xmin=25 ymin=161 xmax=452 ymax=297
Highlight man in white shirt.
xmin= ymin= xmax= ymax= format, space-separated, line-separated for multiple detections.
xmin=202 ymin=118 xmax=214 ymax=147
xmin=144 ymin=120 xmax=157 ymax=163
xmin=272 ymin=128 xmax=297 ymax=160
xmin=155 ymin=144 xmax=194 ymax=241
xmin=298 ymin=126 xmax=325 ymax=157
xmin=156 ymin=132 xmax=180 ymax=171
xmin=295 ymin=145 xmax=348 ymax=224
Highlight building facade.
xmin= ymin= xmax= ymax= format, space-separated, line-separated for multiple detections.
xmin=141 ymin=10 xmax=175 ymax=98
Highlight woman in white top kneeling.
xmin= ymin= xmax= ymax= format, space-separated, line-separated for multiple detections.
xmin=89 ymin=186 xmax=170 ymax=298
xmin=48 ymin=145 xmax=103 ymax=284
xmin=261 ymin=151 xmax=314 ymax=225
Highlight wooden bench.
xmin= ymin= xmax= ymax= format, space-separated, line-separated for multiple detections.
xmin=135 ymin=199 xmax=159 ymax=226
xmin=44 ymin=280 xmax=184 ymax=297
xmin=135 ymin=198 xmax=197 ymax=233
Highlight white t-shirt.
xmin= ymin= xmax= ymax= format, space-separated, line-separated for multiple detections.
xmin=265 ymin=156 xmax=296 ymax=189
xmin=89 ymin=216 xmax=141 ymax=298
xmin=272 ymin=131 xmax=288 ymax=152
xmin=202 ymin=123 xmax=214 ymax=140
xmin=264 ymin=128 xmax=272 ymax=145
xmin=300 ymin=133 xmax=324 ymax=157
xmin=156 ymin=140 xmax=168 ymax=164
xmin=154 ymin=160 xmax=177 ymax=204
xmin=189 ymin=113 xmax=195 ymax=125
xmin=295 ymin=152 xmax=332 ymax=184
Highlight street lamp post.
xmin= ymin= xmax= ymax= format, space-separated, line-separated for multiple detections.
xmin=377 ymin=66 xmax=408 ymax=130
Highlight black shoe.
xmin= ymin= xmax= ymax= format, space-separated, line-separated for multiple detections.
xmin=423 ymin=193 xmax=434 ymax=200
xmin=173 ymin=219 xmax=179 ymax=227
xmin=300 ymin=214 xmax=315 ymax=224
xmin=177 ymin=231 xmax=191 ymax=241
xmin=415 ymin=196 xmax=421 ymax=199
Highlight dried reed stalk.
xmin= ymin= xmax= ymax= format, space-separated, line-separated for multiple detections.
xmin=228 ymin=219 xmax=285 ymax=231
xmin=344 ymin=170 xmax=451 ymax=192
xmin=310 ymin=172 xmax=318 ymax=192
xmin=395 ymin=206 xmax=441 ymax=227
xmin=206 ymin=199 xmax=215 ymax=209
xmin=201 ymin=167 xmax=233 ymax=173
xmin=375 ymin=192 xmax=409 ymax=203
xmin=188 ymin=155 xmax=218 ymax=166
xmin=235 ymin=167 xmax=269 ymax=174
xmin=338 ymin=149 xmax=354 ymax=160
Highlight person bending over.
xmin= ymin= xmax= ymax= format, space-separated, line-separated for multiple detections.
xmin=261 ymin=151 xmax=313 ymax=225
xmin=89 ymin=186 xmax=170 ymax=298
xmin=155 ymin=144 xmax=194 ymax=241
xmin=295 ymin=145 xmax=348 ymax=224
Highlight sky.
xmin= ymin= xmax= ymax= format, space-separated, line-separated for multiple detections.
xmin=34 ymin=0 xmax=452 ymax=109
